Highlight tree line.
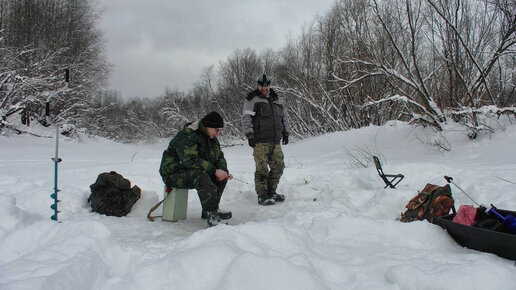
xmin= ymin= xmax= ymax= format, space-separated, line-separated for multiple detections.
xmin=0 ymin=0 xmax=108 ymax=134
xmin=1 ymin=0 xmax=515 ymax=143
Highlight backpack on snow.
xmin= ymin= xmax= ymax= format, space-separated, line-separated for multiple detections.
xmin=88 ymin=171 xmax=141 ymax=217
xmin=400 ymin=183 xmax=455 ymax=223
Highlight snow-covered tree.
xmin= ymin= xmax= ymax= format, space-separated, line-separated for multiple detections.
xmin=0 ymin=0 xmax=108 ymax=134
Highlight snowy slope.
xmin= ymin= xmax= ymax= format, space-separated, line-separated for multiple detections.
xmin=1 ymin=121 xmax=516 ymax=290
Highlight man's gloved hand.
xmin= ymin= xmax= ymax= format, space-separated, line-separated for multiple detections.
xmin=247 ymin=134 xmax=256 ymax=147
xmin=282 ymin=134 xmax=289 ymax=145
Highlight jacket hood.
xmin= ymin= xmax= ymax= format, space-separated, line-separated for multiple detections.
xmin=185 ymin=120 xmax=210 ymax=137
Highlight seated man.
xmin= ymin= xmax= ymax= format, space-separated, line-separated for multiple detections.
xmin=159 ymin=111 xmax=232 ymax=227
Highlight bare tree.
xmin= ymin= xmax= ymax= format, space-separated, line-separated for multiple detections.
xmin=0 ymin=0 xmax=108 ymax=134
xmin=327 ymin=0 xmax=516 ymax=137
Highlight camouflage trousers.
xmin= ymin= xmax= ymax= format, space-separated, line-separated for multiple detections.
xmin=252 ymin=143 xmax=285 ymax=196
xmin=165 ymin=169 xmax=227 ymax=211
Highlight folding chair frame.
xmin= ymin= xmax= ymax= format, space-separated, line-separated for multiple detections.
xmin=373 ymin=156 xmax=404 ymax=189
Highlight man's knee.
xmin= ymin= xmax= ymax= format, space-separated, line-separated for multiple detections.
xmin=195 ymin=171 xmax=217 ymax=190
xmin=196 ymin=171 xmax=220 ymax=211
xmin=270 ymin=159 xmax=284 ymax=174
xmin=270 ymin=149 xmax=285 ymax=174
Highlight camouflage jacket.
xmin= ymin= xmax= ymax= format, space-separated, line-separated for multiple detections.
xmin=159 ymin=121 xmax=228 ymax=184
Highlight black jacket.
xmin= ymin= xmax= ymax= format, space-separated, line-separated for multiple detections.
xmin=242 ymin=88 xmax=290 ymax=144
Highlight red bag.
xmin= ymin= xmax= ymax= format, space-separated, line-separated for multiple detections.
xmin=452 ymin=205 xmax=478 ymax=226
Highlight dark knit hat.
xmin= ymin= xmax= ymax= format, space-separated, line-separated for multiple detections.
xmin=202 ymin=111 xmax=224 ymax=128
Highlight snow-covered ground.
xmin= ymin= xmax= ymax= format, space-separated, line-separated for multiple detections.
xmin=1 ymin=121 xmax=516 ymax=290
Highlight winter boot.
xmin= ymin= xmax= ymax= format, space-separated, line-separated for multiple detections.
xmin=270 ymin=192 xmax=285 ymax=202
xmin=201 ymin=209 xmax=232 ymax=220
xmin=206 ymin=210 xmax=228 ymax=227
xmin=258 ymin=194 xmax=275 ymax=206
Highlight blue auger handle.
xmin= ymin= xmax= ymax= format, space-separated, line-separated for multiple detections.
xmin=488 ymin=205 xmax=516 ymax=234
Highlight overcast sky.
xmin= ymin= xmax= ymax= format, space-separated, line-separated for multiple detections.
xmin=97 ymin=0 xmax=336 ymax=98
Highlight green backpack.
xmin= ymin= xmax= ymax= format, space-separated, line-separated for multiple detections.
xmin=88 ymin=171 xmax=141 ymax=217
xmin=400 ymin=184 xmax=455 ymax=223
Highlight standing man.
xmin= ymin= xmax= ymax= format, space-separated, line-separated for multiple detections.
xmin=159 ymin=111 xmax=233 ymax=227
xmin=242 ymin=74 xmax=290 ymax=205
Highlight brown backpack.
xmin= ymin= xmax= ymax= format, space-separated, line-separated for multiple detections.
xmin=400 ymin=184 xmax=455 ymax=223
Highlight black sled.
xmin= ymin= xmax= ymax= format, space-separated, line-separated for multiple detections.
xmin=434 ymin=208 xmax=516 ymax=261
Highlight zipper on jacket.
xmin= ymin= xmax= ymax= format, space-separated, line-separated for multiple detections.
xmin=268 ymin=97 xmax=277 ymax=141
